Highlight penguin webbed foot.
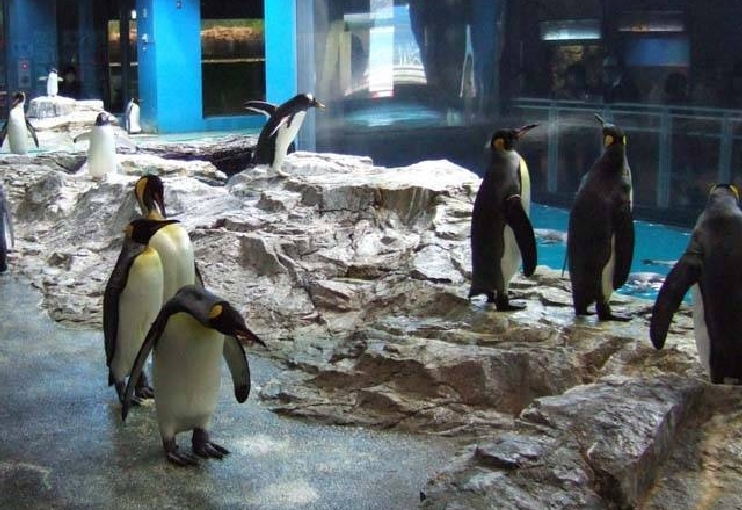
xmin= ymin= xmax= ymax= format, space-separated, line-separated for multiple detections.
xmin=116 ymin=380 xmax=142 ymax=407
xmin=164 ymin=438 xmax=200 ymax=467
xmin=134 ymin=373 xmax=155 ymax=400
xmin=596 ymin=302 xmax=632 ymax=322
xmin=192 ymin=428 xmax=230 ymax=459
xmin=496 ymin=293 xmax=527 ymax=312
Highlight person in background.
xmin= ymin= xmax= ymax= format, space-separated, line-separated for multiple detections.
xmin=600 ymin=55 xmax=639 ymax=104
xmin=555 ymin=62 xmax=589 ymax=101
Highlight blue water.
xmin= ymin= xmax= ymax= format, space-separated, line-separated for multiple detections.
xmin=531 ymin=204 xmax=692 ymax=301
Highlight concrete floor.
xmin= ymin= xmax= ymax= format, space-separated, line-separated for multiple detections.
xmin=0 ymin=276 xmax=457 ymax=509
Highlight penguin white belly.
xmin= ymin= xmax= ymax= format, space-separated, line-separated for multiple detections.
xmin=149 ymin=225 xmax=196 ymax=302
xmin=692 ymin=284 xmax=711 ymax=374
xmin=47 ymin=73 xmax=59 ymax=97
xmin=501 ymin=225 xmax=522 ymax=286
xmin=7 ymin=108 xmax=28 ymax=155
xmin=110 ymin=248 xmax=164 ymax=381
xmin=600 ymin=235 xmax=616 ymax=300
xmin=87 ymin=126 xmax=117 ymax=178
xmin=273 ymin=111 xmax=306 ymax=173
xmin=153 ymin=314 xmax=224 ymax=438
xmin=127 ymin=105 xmax=142 ymax=134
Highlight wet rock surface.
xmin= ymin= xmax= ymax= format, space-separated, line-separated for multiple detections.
xmin=0 ymin=144 xmax=735 ymax=509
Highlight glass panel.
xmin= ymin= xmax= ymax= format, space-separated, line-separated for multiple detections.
xmin=107 ymin=13 xmax=137 ymax=113
xmin=200 ymin=2 xmax=265 ymax=117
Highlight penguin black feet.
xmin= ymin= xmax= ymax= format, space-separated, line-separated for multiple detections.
xmin=115 ymin=380 xmax=142 ymax=407
xmin=192 ymin=428 xmax=230 ymax=459
xmin=163 ymin=438 xmax=200 ymax=467
xmin=134 ymin=373 xmax=155 ymax=400
xmin=596 ymin=302 xmax=632 ymax=322
xmin=496 ymin=293 xmax=527 ymax=312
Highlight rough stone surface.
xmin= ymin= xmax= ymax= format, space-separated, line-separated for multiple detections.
xmin=0 ymin=143 xmax=734 ymax=509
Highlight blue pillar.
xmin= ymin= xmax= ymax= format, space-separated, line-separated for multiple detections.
xmin=265 ymin=0 xmax=297 ymax=104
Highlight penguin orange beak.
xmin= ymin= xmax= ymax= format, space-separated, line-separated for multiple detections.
xmin=235 ymin=329 xmax=267 ymax=348
xmin=515 ymin=124 xmax=539 ymax=139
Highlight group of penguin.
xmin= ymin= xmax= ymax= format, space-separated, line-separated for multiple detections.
xmin=106 ymin=174 xmax=265 ymax=466
xmin=471 ymin=113 xmax=742 ymax=385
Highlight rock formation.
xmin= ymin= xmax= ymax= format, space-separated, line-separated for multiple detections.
xmin=0 ymin=139 xmax=736 ymax=509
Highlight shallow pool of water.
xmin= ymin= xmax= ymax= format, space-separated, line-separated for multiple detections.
xmin=531 ymin=204 xmax=693 ymax=302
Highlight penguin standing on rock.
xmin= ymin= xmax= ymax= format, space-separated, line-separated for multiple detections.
xmin=122 ymin=285 xmax=265 ymax=466
xmin=74 ymin=112 xmax=136 ymax=179
xmin=567 ymin=114 xmax=634 ymax=321
xmin=651 ymin=184 xmax=742 ymax=384
xmin=468 ymin=124 xmax=538 ymax=310
xmin=125 ymin=98 xmax=142 ymax=134
xmin=104 ymin=218 xmax=179 ymax=404
xmin=44 ymin=68 xmax=63 ymax=97
xmin=0 ymin=184 xmax=13 ymax=273
xmin=0 ymin=92 xmax=39 ymax=155
xmin=244 ymin=94 xmax=325 ymax=176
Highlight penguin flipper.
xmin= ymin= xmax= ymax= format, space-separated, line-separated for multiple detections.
xmin=26 ymin=119 xmax=39 ymax=148
xmin=269 ymin=116 xmax=291 ymax=138
xmin=223 ymin=335 xmax=251 ymax=403
xmin=650 ymin=251 xmax=702 ymax=349
xmin=104 ymin=239 xmax=145 ymax=374
xmin=243 ymin=101 xmax=277 ymax=118
xmin=0 ymin=121 xmax=7 ymax=147
xmin=74 ymin=131 xmax=91 ymax=144
xmin=612 ymin=204 xmax=635 ymax=289
xmin=504 ymin=195 xmax=537 ymax=277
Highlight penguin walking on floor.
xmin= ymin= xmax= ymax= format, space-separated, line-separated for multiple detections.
xmin=133 ymin=174 xmax=204 ymax=298
xmin=122 ymin=285 xmax=265 ymax=466
xmin=244 ymin=93 xmax=325 ymax=176
xmin=74 ymin=112 xmax=136 ymax=179
xmin=0 ymin=184 xmax=13 ymax=273
xmin=650 ymin=184 xmax=742 ymax=384
xmin=104 ymin=218 xmax=179 ymax=404
xmin=0 ymin=92 xmax=39 ymax=155
xmin=125 ymin=98 xmax=142 ymax=134
xmin=469 ymin=124 xmax=538 ymax=310
xmin=567 ymin=114 xmax=634 ymax=321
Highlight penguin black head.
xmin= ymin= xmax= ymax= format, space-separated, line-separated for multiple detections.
xmin=595 ymin=114 xmax=626 ymax=148
xmin=208 ymin=301 xmax=266 ymax=347
xmin=11 ymin=92 xmax=25 ymax=109
xmin=49 ymin=67 xmax=57 ymax=74
xmin=95 ymin=112 xmax=115 ymax=126
xmin=134 ymin=175 xmax=166 ymax=219
xmin=292 ymin=94 xmax=325 ymax=111
xmin=124 ymin=218 xmax=179 ymax=244
xmin=708 ymin=183 xmax=740 ymax=204
xmin=489 ymin=124 xmax=538 ymax=151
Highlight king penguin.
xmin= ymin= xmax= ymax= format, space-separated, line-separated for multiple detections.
xmin=122 ymin=285 xmax=265 ymax=466
xmin=469 ymin=124 xmax=538 ymax=310
xmin=0 ymin=91 xmax=39 ymax=155
xmin=74 ymin=111 xmax=136 ymax=179
xmin=134 ymin=174 xmax=204 ymax=297
xmin=104 ymin=218 xmax=178 ymax=404
xmin=650 ymin=184 xmax=742 ymax=384
xmin=0 ymin=184 xmax=13 ymax=273
xmin=567 ymin=114 xmax=634 ymax=321
xmin=125 ymin=98 xmax=142 ymax=134
xmin=244 ymin=93 xmax=325 ymax=176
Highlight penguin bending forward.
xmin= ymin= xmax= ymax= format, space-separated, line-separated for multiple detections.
xmin=650 ymin=185 xmax=742 ymax=384
xmin=244 ymin=93 xmax=325 ymax=176
xmin=468 ymin=124 xmax=538 ymax=310
xmin=104 ymin=218 xmax=179 ymax=404
xmin=0 ymin=184 xmax=14 ymax=273
xmin=567 ymin=114 xmax=634 ymax=321
xmin=74 ymin=112 xmax=136 ymax=179
xmin=122 ymin=285 xmax=265 ymax=466
xmin=133 ymin=174 xmax=204 ymax=296
xmin=0 ymin=92 xmax=39 ymax=155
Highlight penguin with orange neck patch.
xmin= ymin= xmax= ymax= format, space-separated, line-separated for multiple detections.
xmin=567 ymin=114 xmax=634 ymax=321
xmin=469 ymin=124 xmax=538 ymax=310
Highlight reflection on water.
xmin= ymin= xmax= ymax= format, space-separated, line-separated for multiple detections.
xmin=531 ymin=204 xmax=692 ymax=301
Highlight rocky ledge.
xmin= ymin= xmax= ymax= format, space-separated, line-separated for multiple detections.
xmin=1 ymin=146 xmax=735 ymax=509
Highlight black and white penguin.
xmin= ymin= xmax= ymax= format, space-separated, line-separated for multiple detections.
xmin=133 ymin=174 xmax=203 ymax=297
xmin=104 ymin=218 xmax=178 ymax=404
xmin=567 ymin=114 xmax=634 ymax=321
xmin=244 ymin=93 xmax=325 ymax=176
xmin=45 ymin=68 xmax=62 ymax=98
xmin=0 ymin=184 xmax=13 ymax=273
xmin=125 ymin=98 xmax=142 ymax=134
xmin=0 ymin=92 xmax=39 ymax=155
xmin=469 ymin=124 xmax=538 ymax=310
xmin=74 ymin=111 xmax=136 ymax=179
xmin=650 ymin=184 xmax=742 ymax=384
xmin=122 ymin=285 xmax=265 ymax=466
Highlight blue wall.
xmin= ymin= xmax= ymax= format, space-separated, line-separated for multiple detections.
xmin=265 ymin=0 xmax=297 ymax=104
xmin=7 ymin=0 xmax=57 ymax=96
